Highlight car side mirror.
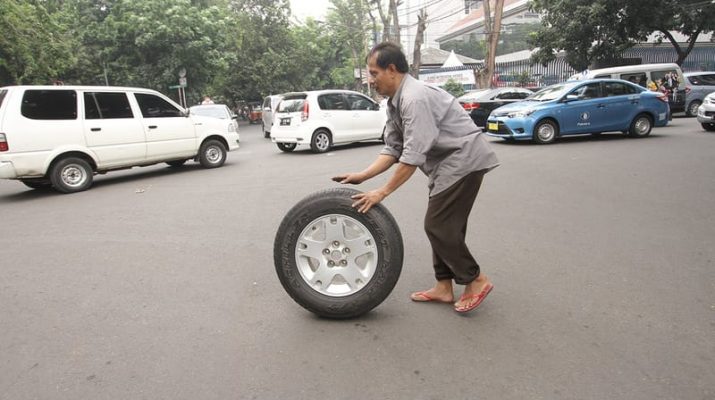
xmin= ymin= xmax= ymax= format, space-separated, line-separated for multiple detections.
xmin=183 ymin=108 xmax=191 ymax=117
xmin=564 ymin=94 xmax=579 ymax=102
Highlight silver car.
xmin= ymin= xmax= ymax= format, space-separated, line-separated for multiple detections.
xmin=684 ymin=71 xmax=715 ymax=116
xmin=696 ymin=91 xmax=715 ymax=131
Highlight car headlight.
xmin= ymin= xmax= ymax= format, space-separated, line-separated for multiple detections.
xmin=705 ymin=97 xmax=715 ymax=105
xmin=507 ymin=109 xmax=535 ymax=118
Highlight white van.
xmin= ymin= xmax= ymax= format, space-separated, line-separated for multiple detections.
xmin=261 ymin=94 xmax=284 ymax=138
xmin=0 ymin=86 xmax=240 ymax=193
xmin=570 ymin=63 xmax=687 ymax=113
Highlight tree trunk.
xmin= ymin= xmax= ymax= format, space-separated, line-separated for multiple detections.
xmin=479 ymin=0 xmax=505 ymax=88
xmin=370 ymin=0 xmax=391 ymax=42
xmin=410 ymin=9 xmax=427 ymax=78
xmin=389 ymin=0 xmax=400 ymax=45
xmin=661 ymin=29 xmax=701 ymax=66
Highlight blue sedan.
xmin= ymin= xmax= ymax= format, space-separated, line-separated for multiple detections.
xmin=484 ymin=79 xmax=670 ymax=144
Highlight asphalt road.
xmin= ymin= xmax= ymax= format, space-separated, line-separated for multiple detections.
xmin=1 ymin=117 xmax=713 ymax=400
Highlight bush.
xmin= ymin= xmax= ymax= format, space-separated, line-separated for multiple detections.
xmin=443 ymin=78 xmax=465 ymax=98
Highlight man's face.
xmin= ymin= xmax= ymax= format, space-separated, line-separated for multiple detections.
xmin=367 ymin=54 xmax=397 ymax=97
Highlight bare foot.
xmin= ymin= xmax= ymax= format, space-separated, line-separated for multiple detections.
xmin=454 ymin=275 xmax=493 ymax=312
xmin=410 ymin=280 xmax=454 ymax=303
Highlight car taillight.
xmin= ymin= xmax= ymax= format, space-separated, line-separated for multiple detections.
xmin=301 ymin=101 xmax=309 ymax=121
xmin=656 ymin=93 xmax=668 ymax=103
xmin=0 ymin=133 xmax=8 ymax=152
xmin=462 ymin=102 xmax=480 ymax=111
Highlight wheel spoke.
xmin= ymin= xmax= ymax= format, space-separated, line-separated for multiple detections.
xmin=345 ymin=234 xmax=375 ymax=257
xmin=311 ymin=265 xmax=336 ymax=290
xmin=297 ymin=237 xmax=326 ymax=260
xmin=323 ymin=216 xmax=346 ymax=241
xmin=338 ymin=265 xmax=366 ymax=290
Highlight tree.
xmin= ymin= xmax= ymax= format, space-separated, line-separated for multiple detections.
xmin=410 ymin=8 xmax=427 ymax=78
xmin=529 ymin=0 xmax=715 ymax=70
xmin=479 ymin=0 xmax=505 ymax=88
xmin=328 ymin=0 xmax=371 ymax=92
xmin=0 ymin=0 xmax=75 ymax=85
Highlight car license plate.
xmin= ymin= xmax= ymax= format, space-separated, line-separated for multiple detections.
xmin=280 ymin=118 xmax=291 ymax=126
xmin=488 ymin=122 xmax=498 ymax=131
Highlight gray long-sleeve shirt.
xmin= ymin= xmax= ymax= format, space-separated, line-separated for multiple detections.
xmin=380 ymin=74 xmax=500 ymax=196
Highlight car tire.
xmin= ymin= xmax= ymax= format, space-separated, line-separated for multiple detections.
xmin=532 ymin=119 xmax=558 ymax=144
xmin=310 ymin=129 xmax=332 ymax=153
xmin=277 ymin=142 xmax=297 ymax=152
xmin=20 ymin=178 xmax=52 ymax=190
xmin=686 ymin=100 xmax=701 ymax=117
xmin=166 ymin=159 xmax=187 ymax=167
xmin=198 ymin=140 xmax=227 ymax=168
xmin=628 ymin=114 xmax=653 ymax=138
xmin=49 ymin=157 xmax=93 ymax=193
xmin=702 ymin=123 xmax=715 ymax=132
xmin=273 ymin=187 xmax=404 ymax=319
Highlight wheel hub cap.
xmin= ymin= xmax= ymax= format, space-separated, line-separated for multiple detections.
xmin=295 ymin=214 xmax=378 ymax=297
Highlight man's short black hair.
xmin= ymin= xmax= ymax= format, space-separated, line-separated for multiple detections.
xmin=368 ymin=42 xmax=409 ymax=73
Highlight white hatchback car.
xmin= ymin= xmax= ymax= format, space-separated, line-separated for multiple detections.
xmin=0 ymin=86 xmax=240 ymax=193
xmin=270 ymin=90 xmax=387 ymax=153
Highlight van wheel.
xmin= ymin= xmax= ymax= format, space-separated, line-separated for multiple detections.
xmin=277 ymin=143 xmax=297 ymax=152
xmin=311 ymin=129 xmax=332 ymax=153
xmin=686 ymin=100 xmax=701 ymax=117
xmin=198 ymin=140 xmax=227 ymax=168
xmin=166 ymin=159 xmax=187 ymax=167
xmin=274 ymin=187 xmax=403 ymax=319
xmin=702 ymin=123 xmax=715 ymax=132
xmin=533 ymin=120 xmax=558 ymax=144
xmin=629 ymin=114 xmax=652 ymax=138
xmin=50 ymin=157 xmax=93 ymax=193
xmin=20 ymin=178 xmax=52 ymax=190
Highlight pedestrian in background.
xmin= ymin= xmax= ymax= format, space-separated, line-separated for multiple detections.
xmin=201 ymin=96 xmax=214 ymax=105
xmin=333 ymin=42 xmax=499 ymax=314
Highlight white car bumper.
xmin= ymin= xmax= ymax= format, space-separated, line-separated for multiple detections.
xmin=0 ymin=161 xmax=18 ymax=179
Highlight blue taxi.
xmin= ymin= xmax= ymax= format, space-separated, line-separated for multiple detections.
xmin=484 ymin=79 xmax=670 ymax=144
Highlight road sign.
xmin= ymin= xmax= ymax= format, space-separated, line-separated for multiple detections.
xmin=179 ymin=77 xmax=187 ymax=87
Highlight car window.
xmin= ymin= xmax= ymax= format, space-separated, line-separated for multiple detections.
xmin=687 ymin=75 xmax=703 ymax=85
xmin=604 ymin=81 xmax=638 ymax=96
xmin=318 ymin=93 xmax=348 ymax=110
xmin=571 ymin=83 xmax=602 ymax=99
xmin=515 ymin=91 xmax=531 ymax=99
xmin=700 ymin=74 xmax=715 ymax=85
xmin=84 ymin=92 xmax=133 ymax=119
xmin=620 ymin=73 xmax=647 ymax=87
xmin=277 ymin=97 xmax=306 ymax=113
xmin=346 ymin=94 xmax=375 ymax=110
xmin=495 ymin=91 xmax=514 ymax=100
xmin=135 ymin=93 xmax=183 ymax=118
xmin=529 ymin=83 xmax=577 ymax=101
xmin=651 ymin=70 xmax=680 ymax=86
xmin=21 ymin=90 xmax=77 ymax=120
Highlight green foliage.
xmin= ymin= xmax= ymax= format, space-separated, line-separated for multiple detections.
xmin=0 ymin=0 xmax=75 ymax=84
xmin=515 ymin=70 xmax=531 ymax=87
xmin=442 ymin=78 xmax=465 ymax=98
xmin=529 ymin=0 xmax=715 ymax=69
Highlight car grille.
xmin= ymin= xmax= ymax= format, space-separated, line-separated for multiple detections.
xmin=705 ymin=111 xmax=715 ymax=117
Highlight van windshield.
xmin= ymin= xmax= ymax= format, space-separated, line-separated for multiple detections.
xmin=277 ymin=96 xmax=306 ymax=113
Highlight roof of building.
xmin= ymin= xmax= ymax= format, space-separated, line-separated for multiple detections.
xmin=437 ymin=0 xmax=530 ymax=43
xmin=408 ymin=46 xmax=480 ymax=66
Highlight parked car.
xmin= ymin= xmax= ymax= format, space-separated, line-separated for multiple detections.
xmin=189 ymin=104 xmax=239 ymax=133
xmin=696 ymin=91 xmax=715 ymax=131
xmin=270 ymin=90 xmax=387 ymax=153
xmin=0 ymin=85 xmax=240 ymax=193
xmin=570 ymin=63 xmax=687 ymax=114
xmin=684 ymin=71 xmax=715 ymax=116
xmin=484 ymin=79 xmax=670 ymax=144
xmin=261 ymin=94 xmax=284 ymax=138
xmin=457 ymin=87 xmax=533 ymax=127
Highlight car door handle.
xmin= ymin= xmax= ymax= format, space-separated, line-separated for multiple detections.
xmin=90 ymin=128 xmax=101 ymax=132
xmin=597 ymin=104 xmax=607 ymax=108
xmin=148 ymin=125 xmax=157 ymax=129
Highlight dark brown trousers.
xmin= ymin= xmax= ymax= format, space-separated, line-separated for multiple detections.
xmin=424 ymin=170 xmax=485 ymax=285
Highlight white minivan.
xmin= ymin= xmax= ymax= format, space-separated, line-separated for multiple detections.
xmin=0 ymin=86 xmax=240 ymax=193
xmin=570 ymin=63 xmax=687 ymax=113
xmin=270 ymin=90 xmax=387 ymax=153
